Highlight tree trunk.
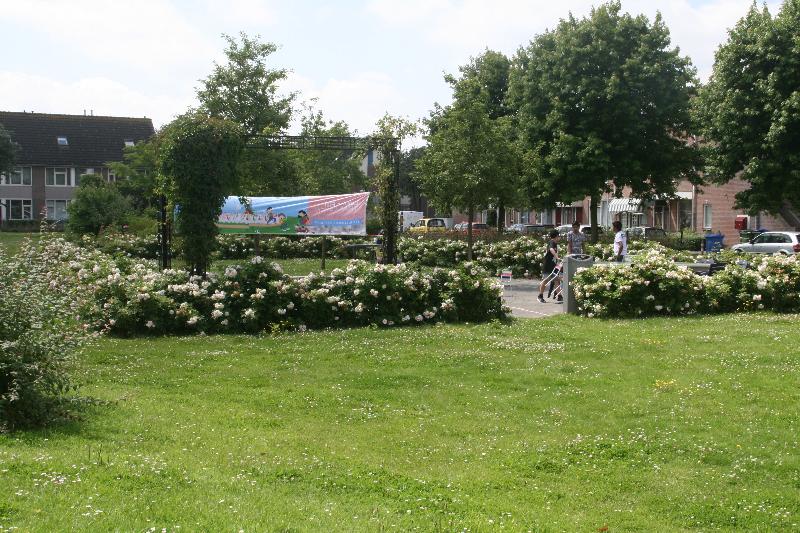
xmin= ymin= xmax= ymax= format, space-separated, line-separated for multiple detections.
xmin=590 ymin=194 xmax=600 ymax=243
xmin=467 ymin=204 xmax=474 ymax=261
xmin=497 ymin=202 xmax=505 ymax=231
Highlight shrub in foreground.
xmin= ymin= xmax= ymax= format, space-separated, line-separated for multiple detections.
xmin=0 ymin=242 xmax=88 ymax=430
xmin=573 ymin=250 xmax=800 ymax=318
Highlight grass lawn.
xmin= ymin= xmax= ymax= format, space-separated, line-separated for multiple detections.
xmin=0 ymin=232 xmax=39 ymax=255
xmin=2 ymin=315 xmax=799 ymax=531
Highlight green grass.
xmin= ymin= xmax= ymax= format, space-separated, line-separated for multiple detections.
xmin=0 ymin=232 xmax=38 ymax=255
xmin=2 ymin=315 xmax=799 ymax=531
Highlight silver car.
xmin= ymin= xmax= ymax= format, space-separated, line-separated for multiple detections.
xmin=731 ymin=231 xmax=800 ymax=255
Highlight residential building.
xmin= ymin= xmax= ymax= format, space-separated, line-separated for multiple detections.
xmin=0 ymin=111 xmax=155 ymax=224
xmin=503 ymin=178 xmax=797 ymax=239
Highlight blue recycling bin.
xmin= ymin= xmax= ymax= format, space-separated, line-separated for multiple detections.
xmin=704 ymin=233 xmax=724 ymax=252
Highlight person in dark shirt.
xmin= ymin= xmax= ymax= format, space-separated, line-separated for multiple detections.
xmin=538 ymin=230 xmax=561 ymax=303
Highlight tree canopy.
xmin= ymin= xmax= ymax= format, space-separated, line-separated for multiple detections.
xmin=197 ymin=33 xmax=293 ymax=140
xmin=508 ymin=1 xmax=698 ymax=234
xmin=696 ymin=0 xmax=800 ymax=213
xmin=288 ymin=103 xmax=365 ymax=195
xmin=416 ymin=78 xmax=520 ymax=258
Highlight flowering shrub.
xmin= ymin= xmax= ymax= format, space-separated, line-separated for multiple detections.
xmin=583 ymin=240 xmax=696 ymax=262
xmin=86 ymin=232 xmax=361 ymax=261
xmin=398 ymin=235 xmax=547 ymax=278
xmin=0 ymin=239 xmax=90 ymax=430
xmin=12 ymin=235 xmax=507 ymax=338
xmin=573 ymin=250 xmax=705 ymax=317
xmin=573 ymin=248 xmax=800 ymax=318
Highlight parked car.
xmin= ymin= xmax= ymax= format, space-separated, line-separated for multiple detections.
xmin=731 ymin=231 xmax=800 ymax=255
xmin=408 ymin=218 xmax=448 ymax=234
xmin=627 ymin=226 xmax=667 ymax=240
xmin=455 ymin=222 xmax=492 ymax=234
xmin=507 ymin=223 xmax=554 ymax=235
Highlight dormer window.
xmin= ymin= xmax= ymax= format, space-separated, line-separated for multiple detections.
xmin=57 ymin=136 xmax=68 ymax=146
xmin=124 ymin=140 xmax=135 ymax=148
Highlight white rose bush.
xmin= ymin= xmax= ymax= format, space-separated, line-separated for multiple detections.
xmin=573 ymin=249 xmax=800 ymax=318
xmin=11 ymin=235 xmax=508 ymax=339
xmin=398 ymin=235 xmax=548 ymax=277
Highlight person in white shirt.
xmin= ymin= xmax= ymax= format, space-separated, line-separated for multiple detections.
xmin=613 ymin=220 xmax=627 ymax=261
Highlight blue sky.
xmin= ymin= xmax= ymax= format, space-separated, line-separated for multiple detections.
xmin=0 ymin=0 xmax=781 ymax=140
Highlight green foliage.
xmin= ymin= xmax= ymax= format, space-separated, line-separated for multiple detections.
xmin=3 ymin=317 xmax=800 ymax=529
xmin=158 ymin=112 xmax=244 ymax=274
xmin=573 ymin=248 xmax=800 ymax=318
xmin=370 ymin=114 xmax=419 ymax=263
xmin=508 ymin=1 xmax=699 ymax=230
xmin=107 ymin=140 xmax=159 ymax=213
xmin=696 ymin=1 xmax=800 ymax=212
xmin=197 ymin=33 xmax=293 ymax=139
xmin=287 ymin=103 xmax=365 ymax=194
xmin=416 ymin=77 xmax=520 ymax=257
xmin=0 ymin=240 xmax=85 ymax=430
xmin=0 ymin=122 xmax=15 ymax=175
xmin=66 ymin=174 xmax=132 ymax=235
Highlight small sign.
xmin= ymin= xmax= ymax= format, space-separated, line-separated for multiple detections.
xmin=500 ymin=269 xmax=513 ymax=282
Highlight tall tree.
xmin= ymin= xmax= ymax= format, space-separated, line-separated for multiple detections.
xmin=444 ymin=50 xmax=519 ymax=229
xmin=197 ymin=33 xmax=295 ymax=196
xmin=508 ymin=1 xmax=699 ymax=240
xmin=107 ymin=140 xmax=159 ymax=213
xmin=416 ymin=84 xmax=520 ymax=259
xmin=696 ymin=0 xmax=800 ymax=213
xmin=197 ymin=33 xmax=293 ymax=139
xmin=289 ymin=102 xmax=365 ymax=195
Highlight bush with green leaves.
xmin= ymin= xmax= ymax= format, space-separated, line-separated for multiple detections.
xmin=399 ymin=235 xmax=547 ymax=278
xmin=573 ymin=247 xmax=800 ymax=318
xmin=15 ymin=235 xmax=507 ymax=337
xmin=0 ymin=240 xmax=88 ymax=430
xmin=66 ymin=174 xmax=132 ymax=235
xmin=159 ymin=112 xmax=244 ymax=274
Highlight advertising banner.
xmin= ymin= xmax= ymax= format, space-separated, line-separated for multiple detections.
xmin=217 ymin=192 xmax=370 ymax=235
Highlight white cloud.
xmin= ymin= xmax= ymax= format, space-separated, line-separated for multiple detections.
xmin=1 ymin=0 xmax=215 ymax=75
xmin=366 ymin=0 xmax=781 ymax=81
xmin=0 ymin=71 xmax=190 ymax=128
xmin=284 ymin=71 xmax=410 ymax=136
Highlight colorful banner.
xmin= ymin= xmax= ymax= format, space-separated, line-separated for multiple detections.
xmin=217 ymin=193 xmax=370 ymax=235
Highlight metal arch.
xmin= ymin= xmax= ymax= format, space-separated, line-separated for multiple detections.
xmin=158 ymin=134 xmax=402 ymax=269
xmin=247 ymin=134 xmax=399 ymax=153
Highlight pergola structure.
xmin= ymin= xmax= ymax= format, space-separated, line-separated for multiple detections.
xmin=158 ymin=134 xmax=401 ymax=269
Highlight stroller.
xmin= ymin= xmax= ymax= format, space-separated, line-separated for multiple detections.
xmin=543 ymin=260 xmax=564 ymax=302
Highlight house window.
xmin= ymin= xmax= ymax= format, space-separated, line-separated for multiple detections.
xmin=46 ymin=167 xmax=71 ymax=186
xmin=4 ymin=199 xmax=33 ymax=220
xmin=2 ymin=167 xmax=32 ymax=185
xmin=107 ymin=169 xmax=116 ymax=182
xmin=124 ymin=140 xmax=135 ymax=148
xmin=57 ymin=136 xmax=68 ymax=146
xmin=46 ymin=199 xmax=70 ymax=220
xmin=703 ymin=204 xmax=713 ymax=230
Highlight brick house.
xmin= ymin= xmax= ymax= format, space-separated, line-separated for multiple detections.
xmin=0 ymin=111 xmax=155 ymax=224
xmin=500 ymin=178 xmax=798 ymax=241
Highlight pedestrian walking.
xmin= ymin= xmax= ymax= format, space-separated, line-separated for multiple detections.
xmin=613 ymin=220 xmax=628 ymax=261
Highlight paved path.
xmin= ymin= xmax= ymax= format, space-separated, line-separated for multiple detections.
xmin=501 ymin=278 xmax=565 ymax=318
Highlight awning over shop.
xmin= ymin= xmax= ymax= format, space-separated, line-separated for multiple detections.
xmin=608 ymin=198 xmax=642 ymax=214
